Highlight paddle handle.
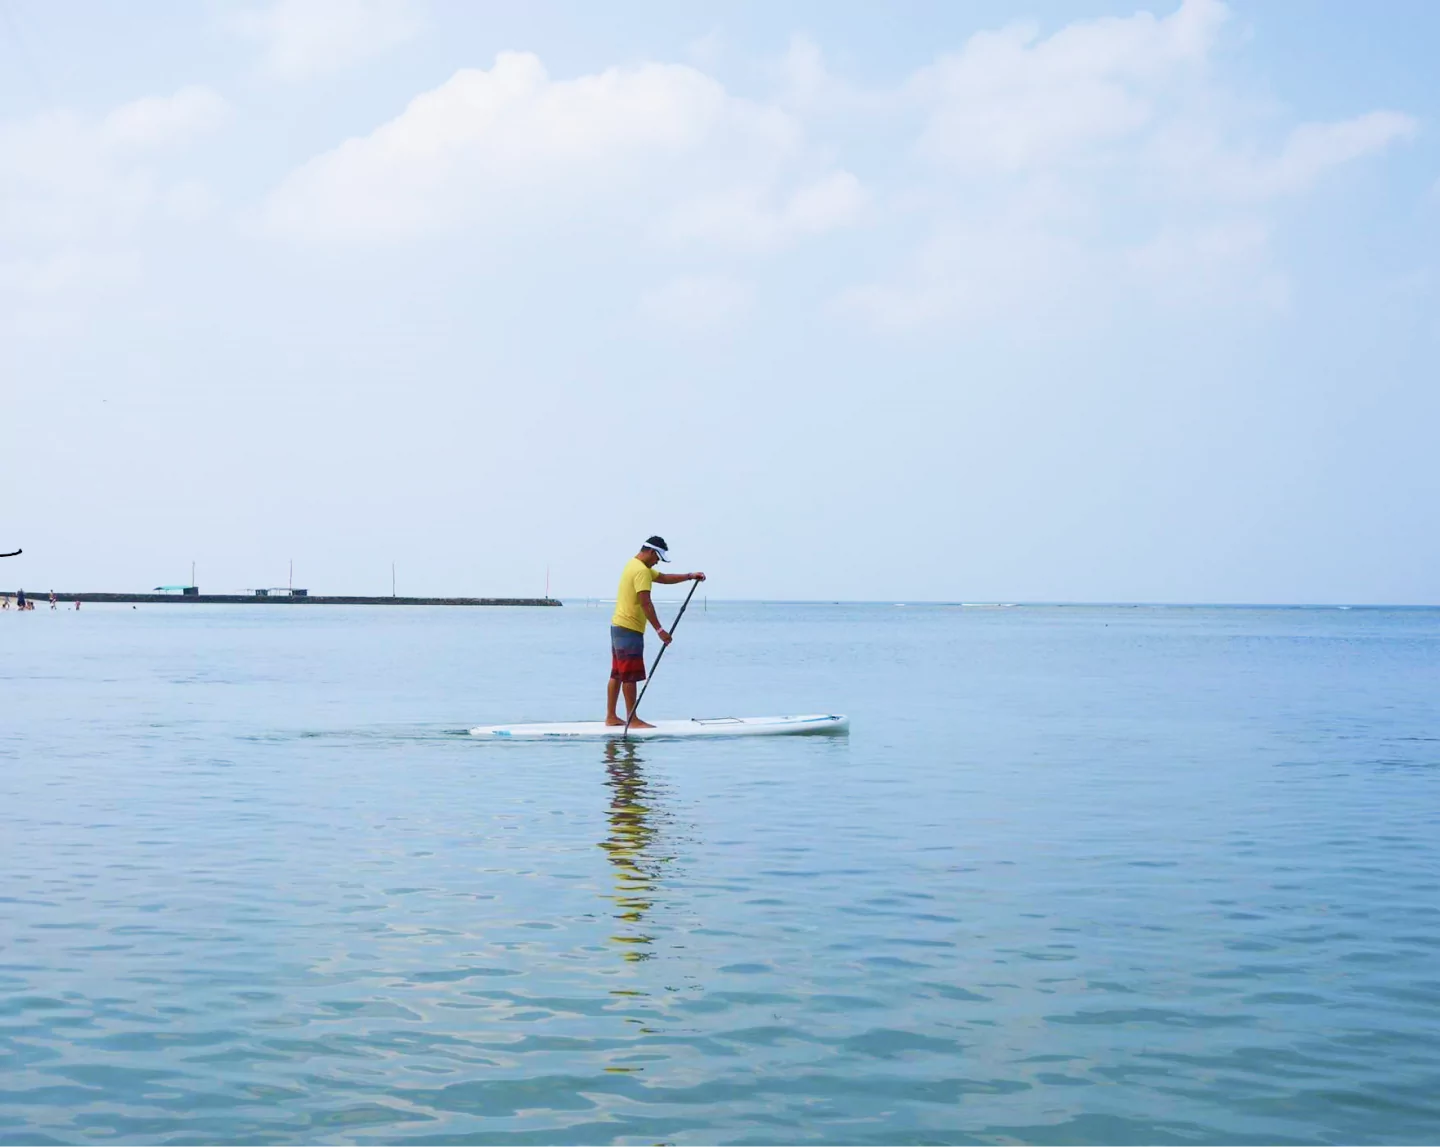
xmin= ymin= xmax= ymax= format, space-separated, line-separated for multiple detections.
xmin=624 ymin=578 xmax=701 ymax=737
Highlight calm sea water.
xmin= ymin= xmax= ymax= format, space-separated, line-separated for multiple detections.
xmin=2 ymin=601 xmax=1439 ymax=1145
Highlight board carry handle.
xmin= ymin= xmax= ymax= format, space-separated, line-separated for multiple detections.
xmin=624 ymin=578 xmax=702 ymax=738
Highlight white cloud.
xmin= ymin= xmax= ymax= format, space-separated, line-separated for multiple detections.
xmin=164 ymin=179 xmax=220 ymax=222
xmin=1125 ymin=219 xmax=1287 ymax=305
xmin=913 ymin=0 xmax=1228 ymax=173
xmin=685 ymin=30 xmax=726 ymax=72
xmin=839 ymin=213 xmax=1287 ymax=332
xmin=1 ymin=88 xmax=226 ymax=246
xmin=777 ymin=36 xmax=832 ymax=112
xmin=841 ymin=0 xmax=1416 ymax=330
xmin=639 ymin=275 xmax=752 ymax=333
xmin=773 ymin=35 xmax=896 ymax=119
xmin=240 ymin=0 xmax=1414 ymax=335
xmin=0 ymin=88 xmax=225 ymax=305
xmin=1 ymin=112 xmax=150 ymax=244
xmin=0 ymin=249 xmax=141 ymax=299
xmin=260 ymin=51 xmax=856 ymax=248
xmin=838 ymin=218 xmax=1096 ymax=331
xmin=235 ymin=0 xmax=423 ymax=82
xmin=1215 ymin=112 xmax=1418 ymax=198
xmin=663 ymin=171 xmax=866 ymax=250
xmin=101 ymin=86 xmax=229 ymax=151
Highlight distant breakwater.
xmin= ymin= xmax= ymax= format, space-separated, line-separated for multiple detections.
xmin=5 ymin=592 xmax=561 ymax=607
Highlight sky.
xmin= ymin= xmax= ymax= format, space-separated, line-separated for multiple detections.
xmin=1 ymin=0 xmax=1436 ymax=603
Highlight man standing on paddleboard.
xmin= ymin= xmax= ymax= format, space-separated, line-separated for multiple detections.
xmin=607 ymin=536 xmax=705 ymax=728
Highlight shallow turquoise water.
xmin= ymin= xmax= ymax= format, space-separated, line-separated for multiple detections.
xmin=2 ymin=601 xmax=1439 ymax=1145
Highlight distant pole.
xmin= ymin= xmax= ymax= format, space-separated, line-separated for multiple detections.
xmin=392 ymin=563 xmax=396 ymax=597
xmin=191 ymin=561 xmax=195 ymax=588
xmin=289 ymin=559 xmax=293 ymax=591
xmin=545 ymin=565 xmax=550 ymax=599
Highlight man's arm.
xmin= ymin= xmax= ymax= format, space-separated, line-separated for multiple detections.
xmin=653 ymin=572 xmax=706 ymax=585
xmin=636 ymin=590 xmax=670 ymax=644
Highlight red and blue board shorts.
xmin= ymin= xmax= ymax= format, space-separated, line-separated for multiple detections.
xmin=610 ymin=625 xmax=646 ymax=683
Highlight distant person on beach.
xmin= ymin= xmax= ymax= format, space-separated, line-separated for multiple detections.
xmin=606 ymin=536 xmax=705 ymax=728
xmin=16 ymin=589 xmax=25 ymax=610
xmin=49 ymin=590 xmax=56 ymax=609
xmin=74 ymin=599 xmax=81 ymax=610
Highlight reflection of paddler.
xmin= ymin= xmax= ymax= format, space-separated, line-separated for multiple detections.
xmin=600 ymin=741 xmax=671 ymax=960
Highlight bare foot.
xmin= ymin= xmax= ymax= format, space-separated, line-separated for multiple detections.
xmin=626 ymin=717 xmax=655 ymax=729
xmin=604 ymin=717 xmax=626 ymax=726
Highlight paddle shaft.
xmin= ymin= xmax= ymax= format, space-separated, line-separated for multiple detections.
xmin=624 ymin=578 xmax=701 ymax=737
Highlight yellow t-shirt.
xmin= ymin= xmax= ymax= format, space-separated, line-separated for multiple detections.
xmin=612 ymin=557 xmax=655 ymax=632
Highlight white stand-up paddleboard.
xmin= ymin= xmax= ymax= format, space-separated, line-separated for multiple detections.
xmin=469 ymin=714 xmax=848 ymax=741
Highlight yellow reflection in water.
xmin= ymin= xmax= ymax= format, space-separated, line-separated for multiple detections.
xmin=600 ymin=740 xmax=671 ymax=961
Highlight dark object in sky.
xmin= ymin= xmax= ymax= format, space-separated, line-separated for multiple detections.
xmin=0 ymin=549 xmax=20 ymax=558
